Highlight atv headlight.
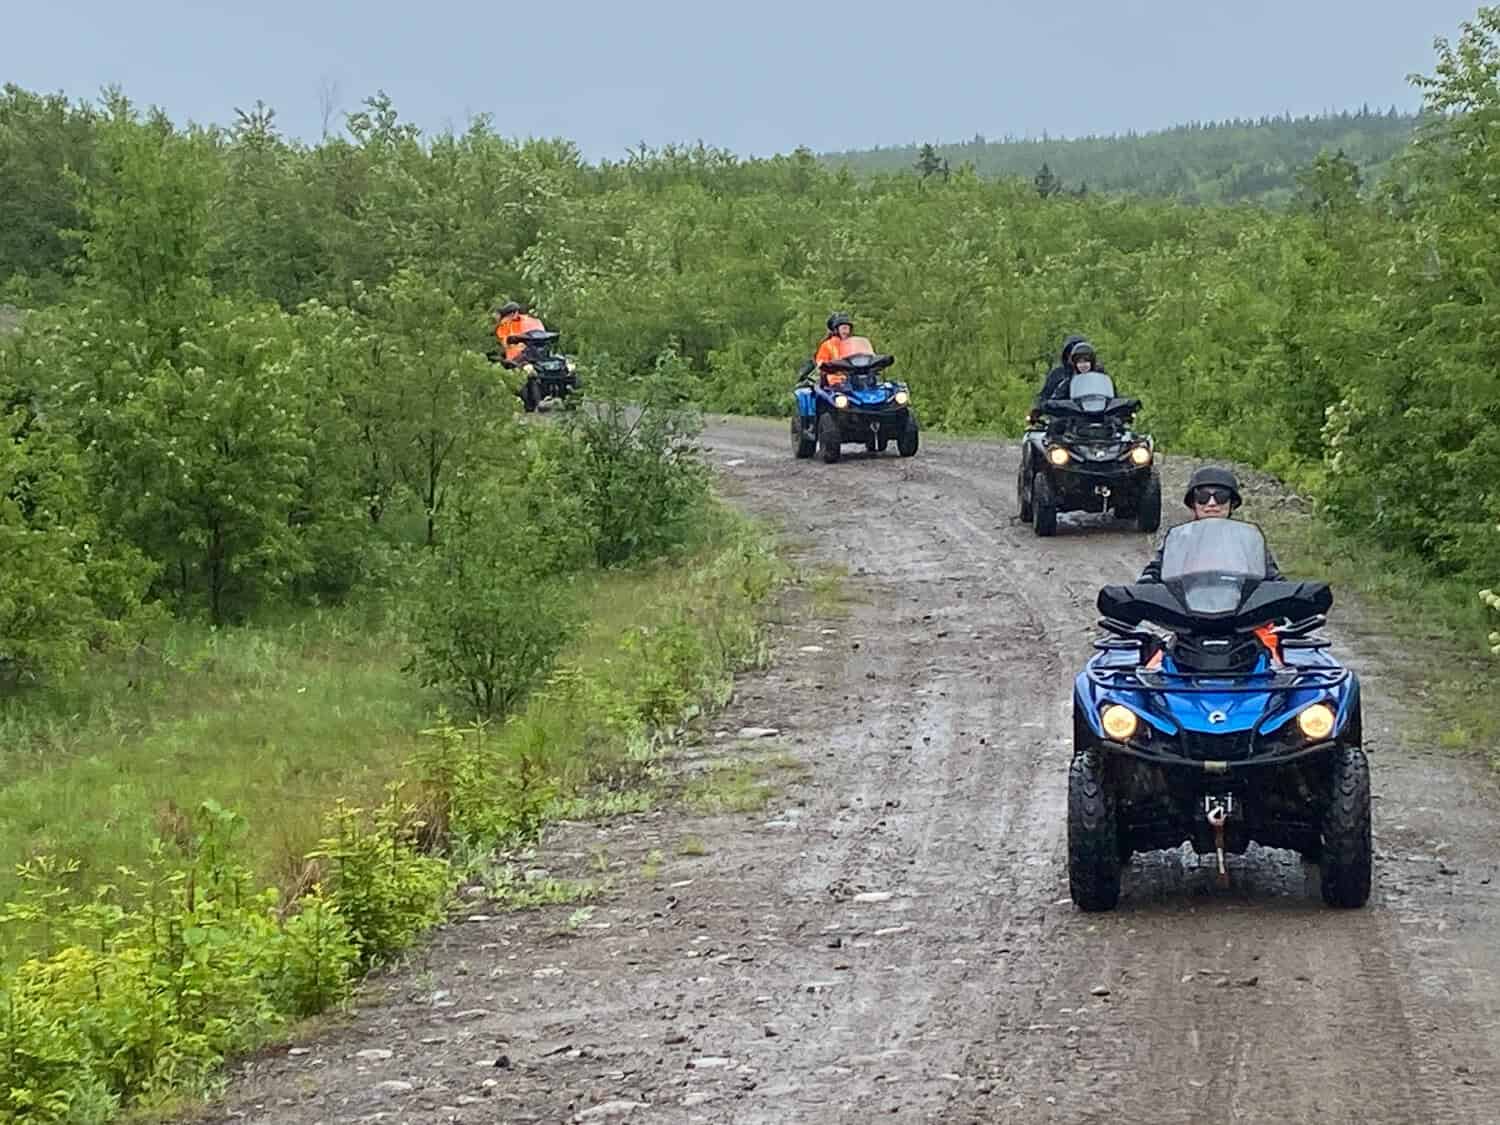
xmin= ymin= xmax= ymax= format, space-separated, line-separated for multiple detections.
xmin=1101 ymin=704 xmax=1139 ymax=742
xmin=1295 ymin=702 xmax=1336 ymax=740
xmin=1129 ymin=445 xmax=1152 ymax=466
xmin=894 ymin=390 xmax=909 ymax=405
xmin=833 ymin=394 xmax=850 ymax=409
xmin=1048 ymin=446 xmax=1071 ymax=467
xmin=522 ymin=363 xmax=535 ymax=375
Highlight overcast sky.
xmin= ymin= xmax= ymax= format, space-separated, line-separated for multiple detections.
xmin=2 ymin=0 xmax=1485 ymax=159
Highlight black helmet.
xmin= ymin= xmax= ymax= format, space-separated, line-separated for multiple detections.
xmin=827 ymin=311 xmax=853 ymax=334
xmin=1183 ymin=465 xmax=1243 ymax=510
xmin=1069 ymin=339 xmax=1097 ymax=366
xmin=496 ymin=301 xmax=524 ymax=318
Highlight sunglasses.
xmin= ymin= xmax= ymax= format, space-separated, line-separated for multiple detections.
xmin=1191 ymin=487 xmax=1234 ymax=506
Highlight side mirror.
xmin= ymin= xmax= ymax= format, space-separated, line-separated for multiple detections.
xmin=797 ymin=358 xmax=816 ymax=378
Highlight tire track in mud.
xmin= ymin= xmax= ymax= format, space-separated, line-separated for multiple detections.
xmin=199 ymin=417 xmax=1500 ymax=1124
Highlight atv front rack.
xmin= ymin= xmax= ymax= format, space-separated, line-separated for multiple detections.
xmin=1086 ymin=664 xmax=1350 ymax=695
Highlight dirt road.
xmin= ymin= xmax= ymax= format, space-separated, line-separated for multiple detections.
xmin=201 ymin=417 xmax=1500 ymax=1124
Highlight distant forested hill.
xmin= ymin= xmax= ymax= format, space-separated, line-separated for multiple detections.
xmin=821 ymin=108 xmax=1419 ymax=205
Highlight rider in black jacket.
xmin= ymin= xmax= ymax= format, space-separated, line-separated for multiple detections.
xmin=1139 ymin=466 xmax=1284 ymax=583
xmin=1029 ymin=337 xmax=1104 ymax=423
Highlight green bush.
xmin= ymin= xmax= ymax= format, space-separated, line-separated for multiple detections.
xmin=405 ymin=445 xmax=589 ymax=716
xmin=0 ymin=801 xmax=361 ymax=1118
xmin=562 ymin=350 xmax=711 ymax=567
xmin=309 ymin=793 xmax=451 ymax=967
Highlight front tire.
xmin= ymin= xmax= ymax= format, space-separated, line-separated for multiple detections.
xmin=1032 ymin=472 xmax=1058 ymax=537
xmin=1017 ymin=455 xmax=1034 ymax=521
xmin=1136 ymin=470 xmax=1162 ymax=533
xmin=818 ymin=412 xmax=842 ymax=464
xmin=1068 ymin=750 xmax=1122 ymax=911
xmin=1320 ymin=747 xmax=1373 ymax=908
xmin=792 ymin=416 xmax=816 ymax=459
xmin=520 ymin=380 xmax=538 ymax=413
xmin=896 ymin=416 xmax=919 ymax=458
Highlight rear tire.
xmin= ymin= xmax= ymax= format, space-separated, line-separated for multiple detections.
xmin=818 ymin=412 xmax=842 ymax=464
xmin=1320 ymin=747 xmax=1373 ymax=908
xmin=877 ymin=437 xmax=889 ymax=452
xmin=1032 ymin=472 xmax=1058 ymax=537
xmin=1136 ymin=470 xmax=1162 ymax=533
xmin=1068 ymin=750 xmax=1122 ymax=911
xmin=897 ymin=416 xmax=919 ymax=458
xmin=865 ymin=436 xmax=878 ymax=454
xmin=792 ymin=416 xmax=816 ymax=459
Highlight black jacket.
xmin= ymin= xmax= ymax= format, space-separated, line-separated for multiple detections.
xmin=1137 ymin=522 xmax=1285 ymax=584
xmin=1032 ymin=335 xmax=1108 ymax=411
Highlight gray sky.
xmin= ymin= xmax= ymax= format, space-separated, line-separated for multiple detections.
xmin=3 ymin=0 xmax=1485 ymax=159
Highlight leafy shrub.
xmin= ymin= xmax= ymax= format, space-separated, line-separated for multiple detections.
xmin=562 ymin=349 xmax=711 ymax=567
xmin=0 ymin=800 xmax=362 ymax=1117
xmin=410 ymin=718 xmax=557 ymax=850
xmin=405 ymin=446 xmax=588 ymax=716
xmin=309 ymin=793 xmax=451 ymax=966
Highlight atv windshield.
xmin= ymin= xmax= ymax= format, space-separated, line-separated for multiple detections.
xmin=1160 ymin=519 xmax=1267 ymax=616
xmin=837 ymin=336 xmax=875 ymax=358
xmin=1069 ymin=371 xmax=1116 ymax=400
xmin=1068 ymin=372 xmax=1116 ymax=414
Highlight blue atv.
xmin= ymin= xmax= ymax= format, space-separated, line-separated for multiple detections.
xmin=1070 ymin=519 xmax=1369 ymax=911
xmin=791 ymin=348 xmax=918 ymax=463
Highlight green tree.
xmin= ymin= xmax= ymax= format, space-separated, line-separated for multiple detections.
xmin=76 ymin=93 xmax=223 ymax=362
xmin=1034 ymin=162 xmax=1062 ymax=198
xmin=0 ymin=337 xmax=155 ymax=682
xmin=406 ymin=432 xmax=589 ymax=715
xmin=354 ymin=270 xmax=508 ymax=545
xmin=1294 ymin=149 xmax=1363 ymax=234
xmin=0 ymin=85 xmax=98 ymax=296
xmin=914 ymin=142 xmax=943 ymax=180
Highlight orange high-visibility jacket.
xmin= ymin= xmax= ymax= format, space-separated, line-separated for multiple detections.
xmin=498 ymin=313 xmax=546 ymax=363
xmin=816 ymin=334 xmax=875 ymax=384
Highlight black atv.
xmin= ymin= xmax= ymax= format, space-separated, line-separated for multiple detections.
xmin=503 ymin=329 xmax=581 ymax=413
xmin=1018 ymin=371 xmax=1161 ymax=537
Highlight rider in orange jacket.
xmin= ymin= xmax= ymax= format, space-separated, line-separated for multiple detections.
xmin=493 ymin=301 xmax=547 ymax=366
xmin=810 ymin=312 xmax=879 ymax=385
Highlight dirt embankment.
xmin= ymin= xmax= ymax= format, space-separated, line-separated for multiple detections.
xmin=197 ymin=418 xmax=1500 ymax=1124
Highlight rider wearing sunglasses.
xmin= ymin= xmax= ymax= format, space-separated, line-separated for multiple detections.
xmin=1137 ymin=465 xmax=1284 ymax=584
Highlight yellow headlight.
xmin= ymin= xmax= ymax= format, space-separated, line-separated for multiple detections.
xmin=1130 ymin=446 xmax=1152 ymax=466
xmin=833 ymin=394 xmax=849 ymax=409
xmin=895 ymin=390 xmax=909 ymax=405
xmin=1048 ymin=447 xmax=1071 ymax=467
xmin=1101 ymin=704 xmax=1139 ymax=742
xmin=522 ymin=363 xmax=535 ymax=375
xmin=1296 ymin=703 xmax=1336 ymax=740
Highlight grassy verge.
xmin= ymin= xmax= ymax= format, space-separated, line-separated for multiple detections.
xmin=0 ymin=606 xmax=430 ymax=908
xmin=0 ymin=507 xmax=786 ymax=1121
xmin=1259 ymin=502 xmax=1499 ymax=762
